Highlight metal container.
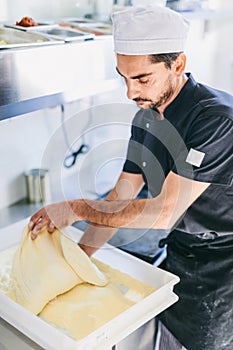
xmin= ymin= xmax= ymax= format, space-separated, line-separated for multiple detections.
xmin=0 ymin=26 xmax=64 ymax=49
xmin=29 ymin=27 xmax=95 ymax=42
xmin=24 ymin=168 xmax=51 ymax=204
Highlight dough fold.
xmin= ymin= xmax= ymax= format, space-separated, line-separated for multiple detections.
xmin=12 ymin=226 xmax=107 ymax=315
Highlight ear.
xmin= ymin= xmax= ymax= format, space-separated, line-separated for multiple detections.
xmin=173 ymin=53 xmax=187 ymax=77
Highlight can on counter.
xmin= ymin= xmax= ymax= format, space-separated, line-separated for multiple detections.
xmin=24 ymin=168 xmax=51 ymax=204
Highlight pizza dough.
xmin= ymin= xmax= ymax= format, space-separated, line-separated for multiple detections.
xmin=0 ymin=228 xmax=155 ymax=340
xmin=12 ymin=226 xmax=107 ymax=315
xmin=40 ymin=280 xmax=134 ymax=340
xmin=39 ymin=259 xmax=155 ymax=340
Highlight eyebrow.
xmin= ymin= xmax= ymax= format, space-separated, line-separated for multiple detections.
xmin=116 ymin=67 xmax=153 ymax=80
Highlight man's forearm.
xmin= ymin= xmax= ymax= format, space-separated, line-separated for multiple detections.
xmin=76 ymin=197 xmax=158 ymax=256
xmin=71 ymin=196 xmax=165 ymax=230
xmin=29 ymin=171 xmax=209 ymax=240
xmin=78 ymin=171 xmax=145 ymax=256
xmin=71 ymin=171 xmax=210 ymax=231
xmin=78 ymin=225 xmax=118 ymax=256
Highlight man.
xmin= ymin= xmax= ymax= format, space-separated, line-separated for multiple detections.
xmin=29 ymin=6 xmax=233 ymax=350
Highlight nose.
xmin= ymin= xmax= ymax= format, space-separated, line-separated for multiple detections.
xmin=126 ymin=79 xmax=140 ymax=100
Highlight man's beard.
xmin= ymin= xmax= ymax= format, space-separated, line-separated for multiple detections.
xmin=134 ymin=76 xmax=175 ymax=110
xmin=152 ymin=82 xmax=174 ymax=109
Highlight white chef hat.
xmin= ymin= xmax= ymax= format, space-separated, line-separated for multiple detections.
xmin=111 ymin=5 xmax=190 ymax=55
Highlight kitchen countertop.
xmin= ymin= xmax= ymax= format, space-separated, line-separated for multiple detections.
xmin=0 ymin=318 xmax=43 ymax=350
xmin=0 ymin=199 xmax=42 ymax=229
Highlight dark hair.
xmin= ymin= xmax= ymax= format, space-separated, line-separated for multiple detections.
xmin=149 ymin=52 xmax=182 ymax=69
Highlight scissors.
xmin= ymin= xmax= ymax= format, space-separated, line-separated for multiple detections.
xmin=63 ymin=144 xmax=89 ymax=168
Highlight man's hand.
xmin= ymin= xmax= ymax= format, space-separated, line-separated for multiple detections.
xmin=28 ymin=201 xmax=78 ymax=240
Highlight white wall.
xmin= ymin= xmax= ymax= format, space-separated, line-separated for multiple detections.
xmin=0 ymin=0 xmax=8 ymax=21
xmin=5 ymin=0 xmax=96 ymax=21
xmin=0 ymin=87 xmax=138 ymax=210
xmin=0 ymin=108 xmax=57 ymax=209
xmin=185 ymin=12 xmax=233 ymax=94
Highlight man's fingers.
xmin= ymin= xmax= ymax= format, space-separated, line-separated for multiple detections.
xmin=31 ymin=231 xmax=38 ymax=240
xmin=29 ymin=212 xmax=56 ymax=239
xmin=30 ymin=222 xmax=44 ymax=239
xmin=28 ymin=210 xmax=44 ymax=231
xmin=28 ymin=220 xmax=34 ymax=230
xmin=48 ymin=222 xmax=55 ymax=233
xmin=28 ymin=203 xmax=62 ymax=239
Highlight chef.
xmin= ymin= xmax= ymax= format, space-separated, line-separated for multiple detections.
xmin=29 ymin=5 xmax=233 ymax=350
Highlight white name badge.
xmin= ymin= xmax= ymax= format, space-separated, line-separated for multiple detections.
xmin=186 ymin=148 xmax=205 ymax=167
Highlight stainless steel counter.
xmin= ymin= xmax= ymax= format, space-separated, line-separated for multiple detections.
xmin=0 ymin=199 xmax=41 ymax=229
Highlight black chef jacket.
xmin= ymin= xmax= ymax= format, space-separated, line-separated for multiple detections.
xmin=123 ymin=73 xmax=233 ymax=237
xmin=123 ymin=73 xmax=233 ymax=350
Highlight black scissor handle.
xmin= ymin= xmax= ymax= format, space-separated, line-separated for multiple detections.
xmin=63 ymin=144 xmax=89 ymax=168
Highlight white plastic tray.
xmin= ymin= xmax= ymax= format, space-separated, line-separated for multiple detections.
xmin=0 ymin=26 xmax=64 ymax=49
xmin=0 ymin=218 xmax=179 ymax=350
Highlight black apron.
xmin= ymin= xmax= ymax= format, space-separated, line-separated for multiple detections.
xmin=158 ymin=231 xmax=233 ymax=350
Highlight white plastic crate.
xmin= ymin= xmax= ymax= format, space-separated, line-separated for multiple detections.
xmin=0 ymin=218 xmax=179 ymax=350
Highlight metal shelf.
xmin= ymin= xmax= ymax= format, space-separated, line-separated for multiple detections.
xmin=0 ymin=37 xmax=121 ymax=121
xmin=0 ymin=93 xmax=64 ymax=120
